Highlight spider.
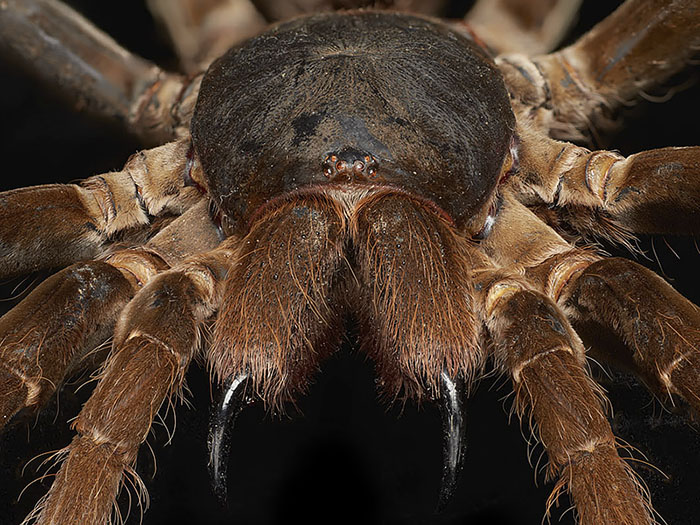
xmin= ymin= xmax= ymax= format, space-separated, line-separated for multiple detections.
xmin=1 ymin=4 xmax=697 ymax=523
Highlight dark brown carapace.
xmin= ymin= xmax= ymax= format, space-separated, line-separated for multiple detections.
xmin=192 ymin=11 xmax=515 ymax=235
xmin=1 ymin=2 xmax=700 ymax=524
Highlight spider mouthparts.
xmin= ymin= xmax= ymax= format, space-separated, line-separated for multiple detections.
xmin=208 ymin=372 xmax=251 ymax=505
xmin=437 ymin=371 xmax=467 ymax=512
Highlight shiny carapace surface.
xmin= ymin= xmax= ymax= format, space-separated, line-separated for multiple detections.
xmin=192 ymin=11 xmax=515 ymax=234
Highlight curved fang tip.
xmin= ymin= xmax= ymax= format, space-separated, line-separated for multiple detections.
xmin=437 ymin=370 xmax=466 ymax=512
xmin=208 ymin=372 xmax=250 ymax=505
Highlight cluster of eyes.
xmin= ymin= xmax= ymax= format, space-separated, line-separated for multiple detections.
xmin=322 ymin=154 xmax=378 ymax=178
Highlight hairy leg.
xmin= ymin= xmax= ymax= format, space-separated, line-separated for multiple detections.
xmin=0 ymin=200 xmax=219 ymax=433
xmin=147 ymin=0 xmax=266 ymax=73
xmin=0 ymin=261 xmax=136 ymax=433
xmin=27 ymin=236 xmax=232 ymax=524
xmin=477 ymin=193 xmax=655 ymax=522
xmin=498 ymin=0 xmax=700 ymax=143
xmin=476 ymin=270 xmax=652 ymax=525
xmin=512 ymin=126 xmax=700 ymax=239
xmin=484 ymin=191 xmax=700 ymax=442
xmin=561 ymin=258 xmax=700 ymax=413
xmin=0 ymin=0 xmax=200 ymax=144
xmin=465 ymin=0 xmax=582 ymax=55
xmin=0 ymin=138 xmax=205 ymax=278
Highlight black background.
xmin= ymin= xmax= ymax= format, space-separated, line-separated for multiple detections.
xmin=1 ymin=1 xmax=699 ymax=524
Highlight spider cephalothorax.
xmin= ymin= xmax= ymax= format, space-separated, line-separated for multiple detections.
xmin=192 ymin=11 xmax=515 ymax=234
xmin=0 ymin=1 xmax=699 ymax=524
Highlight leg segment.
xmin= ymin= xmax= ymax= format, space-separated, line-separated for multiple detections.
xmin=561 ymin=257 xmax=700 ymax=412
xmin=476 ymin=195 xmax=660 ymax=521
xmin=465 ymin=0 xmax=582 ymax=55
xmin=147 ymin=0 xmax=266 ymax=73
xmin=0 ymin=138 xmax=204 ymax=278
xmin=350 ymin=192 xmax=484 ymax=400
xmin=250 ymin=0 xmax=447 ymax=22
xmin=28 ymin=242 xmax=233 ymax=524
xmin=0 ymin=261 xmax=135 ymax=431
xmin=512 ymin=129 xmax=700 ymax=237
xmin=483 ymin=193 xmax=700 ymax=448
xmin=0 ymin=0 xmax=200 ymax=144
xmin=479 ymin=192 xmax=601 ymax=303
xmin=210 ymin=194 xmax=348 ymax=407
xmin=499 ymin=0 xmax=700 ymax=142
xmin=0 ymin=199 xmax=220 ymax=433
xmin=480 ymin=191 xmax=576 ymax=271
xmin=477 ymin=273 xmax=652 ymax=525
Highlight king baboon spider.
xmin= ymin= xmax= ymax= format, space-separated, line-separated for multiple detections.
xmin=1 ymin=1 xmax=700 ymax=524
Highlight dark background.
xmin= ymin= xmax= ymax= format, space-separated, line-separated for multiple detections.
xmin=0 ymin=1 xmax=699 ymax=524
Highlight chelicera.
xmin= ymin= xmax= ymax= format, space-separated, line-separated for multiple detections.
xmin=0 ymin=1 xmax=699 ymax=524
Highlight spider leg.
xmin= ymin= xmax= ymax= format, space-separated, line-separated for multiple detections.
xmin=477 ymin=193 xmax=664 ymax=522
xmin=0 ymin=200 xmax=219 ymax=432
xmin=561 ymin=258 xmax=700 ymax=415
xmin=0 ymin=261 xmax=137 ymax=432
xmin=489 ymin=192 xmax=700 ymax=454
xmin=27 ymin=234 xmax=232 ymax=524
xmin=475 ymin=270 xmax=653 ymax=524
xmin=0 ymin=0 xmax=200 ymax=144
xmin=0 ymin=137 xmax=204 ymax=278
xmin=498 ymin=0 xmax=700 ymax=143
xmin=249 ymin=0 xmax=447 ymax=23
xmin=465 ymin=0 xmax=582 ymax=55
xmin=146 ymin=0 xmax=266 ymax=73
xmin=514 ymin=127 xmax=700 ymax=238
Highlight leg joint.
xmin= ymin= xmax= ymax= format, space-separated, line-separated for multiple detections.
xmin=512 ymin=346 xmax=574 ymax=383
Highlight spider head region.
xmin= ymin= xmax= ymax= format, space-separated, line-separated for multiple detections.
xmin=191 ymin=11 xmax=515 ymax=236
